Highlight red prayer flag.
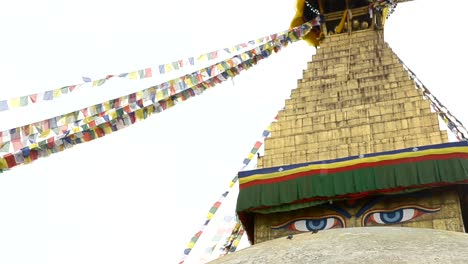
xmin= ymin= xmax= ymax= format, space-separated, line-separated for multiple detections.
xmin=4 ymin=153 xmax=17 ymax=168
xmin=30 ymin=94 xmax=37 ymax=103
xmin=145 ymin=68 xmax=152 ymax=78
xmin=254 ymin=141 xmax=263 ymax=149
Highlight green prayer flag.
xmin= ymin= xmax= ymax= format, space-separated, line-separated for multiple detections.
xmin=20 ymin=96 xmax=28 ymax=106
xmin=0 ymin=142 xmax=10 ymax=153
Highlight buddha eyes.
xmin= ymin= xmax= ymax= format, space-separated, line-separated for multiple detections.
xmin=271 ymin=215 xmax=345 ymax=232
xmin=271 ymin=205 xmax=440 ymax=233
xmin=362 ymin=206 xmax=440 ymax=226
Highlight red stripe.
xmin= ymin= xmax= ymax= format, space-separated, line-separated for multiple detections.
xmin=240 ymin=153 xmax=468 ymax=189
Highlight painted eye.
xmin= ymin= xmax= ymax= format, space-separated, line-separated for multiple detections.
xmin=272 ymin=215 xmax=345 ymax=232
xmin=363 ymin=206 xmax=440 ymax=226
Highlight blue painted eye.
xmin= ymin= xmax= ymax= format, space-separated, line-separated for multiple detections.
xmin=363 ymin=206 xmax=440 ymax=226
xmin=272 ymin=215 xmax=345 ymax=232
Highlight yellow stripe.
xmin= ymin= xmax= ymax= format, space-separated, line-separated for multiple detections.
xmin=240 ymin=146 xmax=468 ymax=184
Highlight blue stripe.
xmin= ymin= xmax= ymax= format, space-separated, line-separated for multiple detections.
xmin=238 ymin=141 xmax=468 ymax=178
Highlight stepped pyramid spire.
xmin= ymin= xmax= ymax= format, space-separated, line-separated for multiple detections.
xmin=259 ymin=29 xmax=448 ymax=169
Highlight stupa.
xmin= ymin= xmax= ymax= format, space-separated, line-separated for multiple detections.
xmin=212 ymin=0 xmax=468 ymax=262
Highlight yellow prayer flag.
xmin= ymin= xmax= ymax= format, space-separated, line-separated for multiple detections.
xmin=128 ymin=71 xmax=138 ymax=80
xmin=156 ymin=90 xmax=164 ymax=101
xmin=58 ymin=116 xmax=66 ymax=125
xmin=23 ymin=156 xmax=32 ymax=164
xmin=226 ymin=70 xmax=235 ymax=77
xmin=185 ymin=77 xmax=193 ymax=87
xmin=109 ymin=110 xmax=117 ymax=119
xmin=73 ymin=127 xmax=81 ymax=133
xmin=30 ymin=143 xmax=39 ymax=149
xmin=197 ymin=54 xmax=208 ymax=61
xmin=0 ymin=158 xmax=7 ymax=169
xmin=188 ymin=242 xmax=195 ymax=249
xmin=247 ymin=153 xmax=254 ymax=160
xmin=229 ymin=181 xmax=236 ymax=188
xmin=207 ymin=212 xmax=214 ymax=220
xmin=8 ymin=97 xmax=20 ymax=108
xmin=135 ymin=109 xmax=144 ymax=120
xmin=443 ymin=116 xmax=449 ymax=124
xmin=103 ymin=126 xmax=113 ymax=134
xmin=102 ymin=101 xmax=110 ymax=111
xmin=136 ymin=91 xmax=144 ymax=100
xmin=167 ymin=100 xmax=175 ymax=108
xmin=83 ymin=117 xmax=93 ymax=124
xmin=241 ymin=53 xmax=249 ymax=61
xmin=53 ymin=89 xmax=61 ymax=98
xmin=39 ymin=130 xmax=50 ymax=138
xmin=164 ymin=63 xmax=174 ymax=73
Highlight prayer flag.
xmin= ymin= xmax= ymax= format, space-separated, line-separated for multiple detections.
xmin=20 ymin=96 xmax=28 ymax=106
xmin=69 ymin=85 xmax=77 ymax=92
xmin=128 ymin=71 xmax=138 ymax=80
xmin=0 ymin=100 xmax=8 ymax=111
xmin=208 ymin=51 xmax=218 ymax=59
xmin=145 ymin=68 xmax=152 ymax=78
xmin=158 ymin=65 xmax=165 ymax=74
xmin=61 ymin=86 xmax=69 ymax=94
xmin=8 ymin=97 xmax=20 ymax=108
xmin=43 ymin=91 xmax=53 ymax=100
xmin=53 ymin=89 xmax=61 ymax=98
xmin=0 ymin=142 xmax=10 ymax=153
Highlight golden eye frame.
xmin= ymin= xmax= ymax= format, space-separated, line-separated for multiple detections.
xmin=361 ymin=205 xmax=441 ymax=227
xmin=271 ymin=214 xmax=346 ymax=232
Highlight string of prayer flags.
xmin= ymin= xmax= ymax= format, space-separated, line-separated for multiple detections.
xmin=0 ymin=27 xmax=294 ymax=113
xmin=179 ymin=190 xmax=232 ymax=264
xmin=398 ymin=57 xmax=468 ymax=141
xmin=243 ymin=122 xmax=276 ymax=165
xmin=0 ymin=52 xmax=242 ymax=152
xmin=1 ymin=21 xmax=313 ymax=172
xmin=219 ymin=221 xmax=244 ymax=257
xmin=178 ymin=113 xmax=289 ymax=263
xmin=199 ymin=215 xmax=237 ymax=263
xmin=0 ymin=21 xmax=312 ymax=154
xmin=368 ymin=0 xmax=399 ymax=20
xmin=227 ymin=228 xmax=244 ymax=253
xmin=0 ymin=84 xmax=83 ymax=112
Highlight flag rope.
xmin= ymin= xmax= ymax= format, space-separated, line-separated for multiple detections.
xmin=397 ymin=56 xmax=468 ymax=141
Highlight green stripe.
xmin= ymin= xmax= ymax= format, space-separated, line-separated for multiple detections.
xmin=237 ymin=158 xmax=468 ymax=213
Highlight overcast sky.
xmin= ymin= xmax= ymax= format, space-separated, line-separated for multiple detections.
xmin=0 ymin=1 xmax=467 ymax=263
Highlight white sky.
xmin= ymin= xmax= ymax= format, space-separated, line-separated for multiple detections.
xmin=0 ymin=0 xmax=467 ymax=263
